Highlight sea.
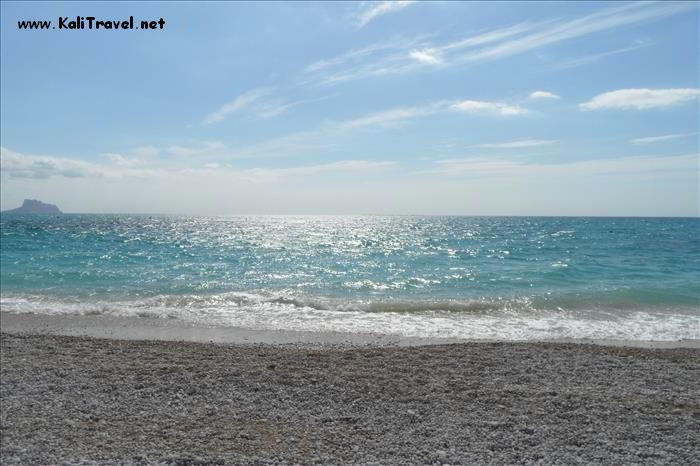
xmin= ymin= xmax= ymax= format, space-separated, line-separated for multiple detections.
xmin=1 ymin=215 xmax=698 ymax=341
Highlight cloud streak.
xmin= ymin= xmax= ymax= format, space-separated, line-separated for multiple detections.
xmin=202 ymin=88 xmax=310 ymax=125
xmin=354 ymin=1 xmax=416 ymax=28
xmin=223 ymin=98 xmax=528 ymax=159
xmin=451 ymin=100 xmax=529 ymax=116
xmin=241 ymin=160 xmax=397 ymax=182
xmin=430 ymin=153 xmax=699 ymax=178
xmin=476 ymin=139 xmax=557 ymax=149
xmin=549 ymin=42 xmax=647 ymax=71
xmin=0 ymin=146 xmax=396 ymax=183
xmin=340 ymin=103 xmax=448 ymax=129
xmin=304 ymin=2 xmax=693 ymax=86
xmin=631 ymin=133 xmax=699 ymax=144
xmin=529 ymin=91 xmax=560 ymax=100
xmin=203 ymin=88 xmax=269 ymax=125
xmin=580 ymin=88 xmax=700 ymax=111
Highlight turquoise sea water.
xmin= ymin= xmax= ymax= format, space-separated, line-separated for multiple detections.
xmin=1 ymin=215 xmax=698 ymax=341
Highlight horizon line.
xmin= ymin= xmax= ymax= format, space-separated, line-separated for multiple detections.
xmin=2 ymin=211 xmax=698 ymax=219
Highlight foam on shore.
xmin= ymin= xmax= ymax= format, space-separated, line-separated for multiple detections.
xmin=2 ymin=311 xmax=697 ymax=348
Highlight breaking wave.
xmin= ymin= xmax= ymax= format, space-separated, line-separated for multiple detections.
xmin=2 ymin=291 xmax=698 ymax=342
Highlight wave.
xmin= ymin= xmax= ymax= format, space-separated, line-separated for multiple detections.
xmin=1 ymin=289 xmax=697 ymax=316
xmin=1 ymin=290 xmax=698 ymax=342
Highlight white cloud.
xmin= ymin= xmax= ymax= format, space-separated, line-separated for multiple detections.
xmin=631 ymin=133 xmax=698 ymax=144
xmin=354 ymin=1 xmax=416 ymax=28
xmin=409 ymin=48 xmax=442 ymax=64
xmin=580 ymin=88 xmax=700 ymax=111
xmin=431 ymin=153 xmax=699 ymax=178
xmin=98 ymin=153 xmax=147 ymax=167
xmin=241 ymin=160 xmax=397 ymax=182
xmin=340 ymin=103 xmax=446 ymax=129
xmin=1 ymin=147 xmax=95 ymax=179
xmin=477 ymin=139 xmax=557 ymax=149
xmin=0 ymin=147 xmax=157 ymax=179
xmin=95 ymin=146 xmax=160 ymax=168
xmin=529 ymin=91 xmax=560 ymax=100
xmin=451 ymin=100 xmax=529 ymax=116
xmin=203 ymin=88 xmax=269 ymax=125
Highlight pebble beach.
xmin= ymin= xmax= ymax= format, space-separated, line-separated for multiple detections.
xmin=1 ymin=332 xmax=698 ymax=465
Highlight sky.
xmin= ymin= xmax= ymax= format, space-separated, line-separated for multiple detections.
xmin=1 ymin=1 xmax=698 ymax=216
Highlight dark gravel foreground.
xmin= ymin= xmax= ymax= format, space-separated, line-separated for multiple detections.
xmin=1 ymin=333 xmax=698 ymax=465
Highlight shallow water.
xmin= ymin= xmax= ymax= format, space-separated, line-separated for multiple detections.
xmin=1 ymin=215 xmax=698 ymax=340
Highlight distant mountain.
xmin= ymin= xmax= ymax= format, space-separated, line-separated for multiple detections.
xmin=2 ymin=199 xmax=63 ymax=214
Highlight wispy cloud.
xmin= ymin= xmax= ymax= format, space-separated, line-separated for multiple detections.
xmin=529 ymin=91 xmax=560 ymax=100
xmin=631 ymin=133 xmax=699 ymax=144
xmin=305 ymin=23 xmax=536 ymax=85
xmin=241 ymin=160 xmax=397 ymax=182
xmin=254 ymin=101 xmax=301 ymax=119
xmin=580 ymin=88 xmax=700 ymax=111
xmin=2 ymin=93 xmax=537 ymax=178
xmin=98 ymin=153 xmax=148 ymax=167
xmin=430 ymin=153 xmax=699 ymax=178
xmin=203 ymin=88 xmax=319 ymax=124
xmin=340 ymin=102 xmax=447 ymax=129
xmin=476 ymin=139 xmax=557 ymax=149
xmin=549 ymin=42 xmax=647 ymax=71
xmin=451 ymin=100 xmax=529 ymax=116
xmin=0 ymin=147 xmax=156 ymax=179
xmin=305 ymin=2 xmax=693 ymax=86
xmin=96 ymin=146 xmax=161 ymax=168
xmin=221 ymin=102 xmax=447 ymax=159
xmin=304 ymin=36 xmax=431 ymax=74
xmin=166 ymin=141 xmax=227 ymax=157
xmin=223 ymin=98 xmax=526 ymax=159
xmin=354 ymin=1 xmax=416 ymax=28
xmin=203 ymin=88 xmax=269 ymax=125
xmin=457 ymin=3 xmax=689 ymax=64
xmin=0 ymin=146 xmax=396 ymax=186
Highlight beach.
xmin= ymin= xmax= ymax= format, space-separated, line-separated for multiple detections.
xmin=1 ymin=216 xmax=699 ymax=464
xmin=1 ymin=325 xmax=698 ymax=465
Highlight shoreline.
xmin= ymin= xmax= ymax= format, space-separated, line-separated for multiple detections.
xmin=2 ymin=310 xmax=698 ymax=349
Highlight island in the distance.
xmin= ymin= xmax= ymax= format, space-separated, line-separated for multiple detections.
xmin=2 ymin=199 xmax=63 ymax=214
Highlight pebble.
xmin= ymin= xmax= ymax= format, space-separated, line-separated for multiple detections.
xmin=0 ymin=333 xmax=698 ymax=465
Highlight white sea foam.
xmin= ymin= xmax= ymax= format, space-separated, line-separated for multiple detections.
xmin=2 ymin=292 xmax=698 ymax=342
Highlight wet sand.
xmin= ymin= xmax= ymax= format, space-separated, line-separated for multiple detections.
xmin=1 ymin=324 xmax=698 ymax=464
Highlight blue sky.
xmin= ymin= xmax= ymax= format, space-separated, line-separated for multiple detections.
xmin=1 ymin=1 xmax=698 ymax=215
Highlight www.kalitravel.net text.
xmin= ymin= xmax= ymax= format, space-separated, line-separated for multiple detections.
xmin=17 ymin=16 xmax=165 ymax=30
